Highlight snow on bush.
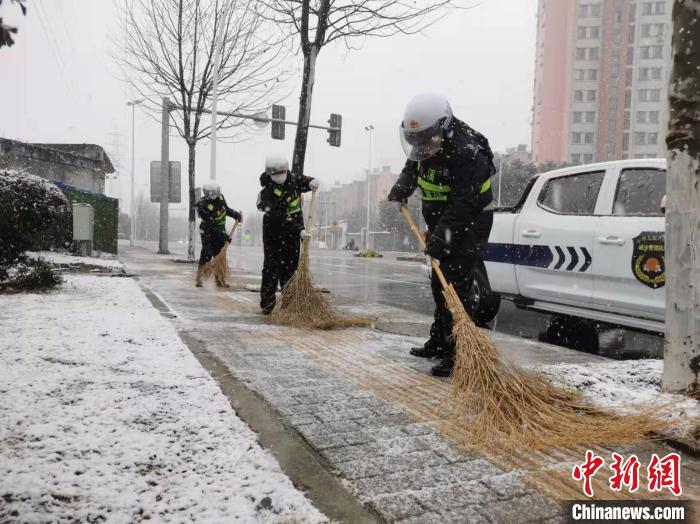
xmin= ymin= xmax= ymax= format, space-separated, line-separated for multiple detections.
xmin=0 ymin=170 xmax=71 ymax=265
xmin=0 ymin=170 xmax=71 ymax=288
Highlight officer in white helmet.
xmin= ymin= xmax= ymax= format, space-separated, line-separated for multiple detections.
xmin=388 ymin=93 xmax=496 ymax=377
xmin=194 ymin=181 xmax=242 ymax=287
xmin=256 ymin=155 xmax=320 ymax=314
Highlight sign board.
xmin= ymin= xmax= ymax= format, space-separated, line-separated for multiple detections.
xmin=271 ymin=104 xmax=285 ymax=140
xmin=150 ymin=161 xmax=181 ymax=203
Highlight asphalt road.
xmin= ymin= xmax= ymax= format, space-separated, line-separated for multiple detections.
xmin=134 ymin=240 xmax=663 ymax=359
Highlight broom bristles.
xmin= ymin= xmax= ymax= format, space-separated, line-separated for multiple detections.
xmin=271 ymin=241 xmax=374 ymax=329
xmin=441 ymin=284 xmax=669 ymax=450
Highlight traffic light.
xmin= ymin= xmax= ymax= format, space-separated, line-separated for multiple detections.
xmin=271 ymin=104 xmax=285 ymax=140
xmin=328 ymin=113 xmax=342 ymax=147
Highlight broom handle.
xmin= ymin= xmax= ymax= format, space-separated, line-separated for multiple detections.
xmin=305 ymin=189 xmax=318 ymax=238
xmin=399 ymin=204 xmax=450 ymax=291
xmin=224 ymin=220 xmax=239 ymax=244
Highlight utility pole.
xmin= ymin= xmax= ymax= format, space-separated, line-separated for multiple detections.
xmin=661 ymin=0 xmax=700 ymax=395
xmin=127 ymin=99 xmax=144 ymax=247
xmin=364 ymin=124 xmax=374 ymax=250
xmin=497 ymin=153 xmax=508 ymax=207
xmin=158 ymin=97 xmax=171 ymax=255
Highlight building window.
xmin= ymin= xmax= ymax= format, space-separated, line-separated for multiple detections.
xmin=586 ymin=111 xmax=596 ymax=123
xmin=648 ymin=132 xmax=658 ymax=145
xmin=628 ymin=26 xmax=635 ymax=43
xmin=589 ymin=47 xmax=599 ymax=60
xmin=627 ymin=47 xmax=634 ymax=65
xmin=623 ymin=133 xmax=630 ymax=150
xmin=640 ymin=46 xmax=663 ymax=59
xmin=576 ymin=47 xmax=586 ymax=60
xmin=641 ymin=23 xmax=664 ymax=37
xmin=639 ymin=67 xmax=649 ymax=81
xmin=639 ymin=89 xmax=661 ymax=102
xmin=626 ymin=68 xmax=633 ymax=85
xmin=575 ymin=90 xmax=584 ymax=102
xmin=624 ymin=112 xmax=631 ymax=129
xmin=584 ymin=132 xmax=595 ymax=144
xmin=637 ymin=111 xmax=647 ymax=123
xmin=583 ymin=154 xmax=594 ymax=163
xmin=652 ymin=67 xmax=662 ymax=80
xmin=642 ymin=2 xmax=665 ymax=15
xmin=591 ymin=4 xmax=601 ymax=16
xmin=649 ymin=110 xmax=660 ymax=123
xmin=625 ymin=90 xmax=632 ymax=108
xmin=577 ymin=26 xmax=586 ymax=39
xmin=573 ymin=112 xmax=583 ymax=123
xmin=635 ymin=132 xmax=647 ymax=145
xmin=588 ymin=69 xmax=598 ymax=81
xmin=579 ymin=4 xmax=589 ymax=17
xmin=590 ymin=26 xmax=600 ymax=38
xmin=572 ymin=132 xmax=583 ymax=144
xmin=630 ymin=3 xmax=636 ymax=20
xmin=587 ymin=90 xmax=597 ymax=102
xmin=571 ymin=154 xmax=582 ymax=164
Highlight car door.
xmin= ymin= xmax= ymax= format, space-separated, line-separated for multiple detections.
xmin=593 ymin=166 xmax=666 ymax=320
xmin=514 ymin=170 xmax=605 ymax=306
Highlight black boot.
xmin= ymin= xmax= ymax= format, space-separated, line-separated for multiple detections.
xmin=410 ymin=342 xmax=444 ymax=359
xmin=431 ymin=356 xmax=454 ymax=377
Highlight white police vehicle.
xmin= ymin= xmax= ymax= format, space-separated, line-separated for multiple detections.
xmin=478 ymin=159 xmax=666 ymax=335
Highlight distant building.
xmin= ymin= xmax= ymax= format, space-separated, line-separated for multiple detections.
xmin=0 ymin=138 xmax=115 ymax=194
xmin=531 ymin=0 xmax=672 ymax=164
xmin=496 ymin=144 xmax=532 ymax=165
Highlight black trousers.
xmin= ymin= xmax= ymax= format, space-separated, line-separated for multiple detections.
xmin=260 ymin=224 xmax=300 ymax=312
xmin=429 ymin=241 xmax=480 ymax=358
xmin=199 ymin=228 xmax=227 ymax=266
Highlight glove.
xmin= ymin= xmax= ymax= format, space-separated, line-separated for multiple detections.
xmin=300 ymin=229 xmax=310 ymax=240
xmin=309 ymin=179 xmax=320 ymax=191
xmin=425 ymin=234 xmax=450 ymax=260
xmin=237 ymin=211 xmax=243 ymax=223
xmin=225 ymin=235 xmax=232 ymax=243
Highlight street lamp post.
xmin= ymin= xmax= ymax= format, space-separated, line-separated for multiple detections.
xmin=364 ymin=124 xmax=374 ymax=250
xmin=127 ymin=98 xmax=144 ymax=247
xmin=497 ymin=153 xmax=508 ymax=207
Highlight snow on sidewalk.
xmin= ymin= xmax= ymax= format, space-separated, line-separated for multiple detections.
xmin=0 ymin=275 xmax=326 ymax=523
xmin=27 ymin=250 xmax=124 ymax=272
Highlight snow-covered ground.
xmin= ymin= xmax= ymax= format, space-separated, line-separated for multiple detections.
xmin=27 ymin=250 xmax=124 ymax=271
xmin=542 ymin=360 xmax=700 ymax=429
xmin=0 ymin=275 xmax=325 ymax=523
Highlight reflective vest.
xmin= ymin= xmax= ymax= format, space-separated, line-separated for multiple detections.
xmin=273 ymin=188 xmax=302 ymax=216
xmin=207 ymin=196 xmax=228 ymax=228
xmin=416 ymin=162 xmax=491 ymax=202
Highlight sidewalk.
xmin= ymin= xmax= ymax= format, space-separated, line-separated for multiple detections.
xmin=0 ymin=269 xmax=325 ymax=523
xmin=122 ymin=246 xmax=700 ymax=523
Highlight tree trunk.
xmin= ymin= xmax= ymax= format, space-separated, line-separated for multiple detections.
xmin=291 ymin=45 xmax=319 ymax=175
xmin=187 ymin=141 xmax=197 ymax=261
xmin=661 ymin=0 xmax=700 ymax=395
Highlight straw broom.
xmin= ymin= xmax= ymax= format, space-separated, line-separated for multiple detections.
xmin=271 ymin=190 xmax=374 ymax=330
xmin=200 ymin=220 xmax=239 ymax=287
xmin=400 ymin=204 xmax=666 ymax=450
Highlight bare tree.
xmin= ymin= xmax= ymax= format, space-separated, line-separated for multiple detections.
xmin=661 ymin=0 xmax=700 ymax=395
xmin=259 ymin=0 xmax=452 ymax=175
xmin=0 ymin=0 xmax=26 ymax=49
xmin=122 ymin=0 xmax=291 ymax=259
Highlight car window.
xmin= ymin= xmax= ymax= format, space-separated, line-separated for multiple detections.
xmin=537 ymin=171 xmax=605 ymax=215
xmin=613 ymin=168 xmax=666 ymax=216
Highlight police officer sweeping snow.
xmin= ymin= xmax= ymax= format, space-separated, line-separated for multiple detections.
xmin=257 ymin=156 xmax=320 ymax=314
xmin=388 ymin=93 xmax=495 ymax=377
xmin=195 ymin=181 xmax=242 ymax=287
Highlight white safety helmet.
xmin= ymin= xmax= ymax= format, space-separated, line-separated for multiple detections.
xmin=265 ymin=155 xmax=289 ymax=185
xmin=399 ymin=93 xmax=453 ymax=161
xmin=202 ymin=181 xmax=221 ymax=200
xmin=265 ymin=155 xmax=289 ymax=174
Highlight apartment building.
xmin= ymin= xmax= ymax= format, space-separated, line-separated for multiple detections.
xmin=531 ymin=0 xmax=672 ymax=164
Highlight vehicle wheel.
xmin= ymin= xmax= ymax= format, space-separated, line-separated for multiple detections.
xmin=540 ymin=315 xmax=599 ymax=354
xmin=469 ymin=265 xmax=500 ymax=327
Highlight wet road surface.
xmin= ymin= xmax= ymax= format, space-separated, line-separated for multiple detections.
xmin=136 ymin=241 xmax=663 ymax=358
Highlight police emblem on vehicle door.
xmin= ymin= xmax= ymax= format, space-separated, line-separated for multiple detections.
xmin=631 ymin=232 xmax=665 ymax=289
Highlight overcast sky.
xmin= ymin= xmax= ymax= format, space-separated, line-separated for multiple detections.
xmin=0 ymin=0 xmax=538 ymax=215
